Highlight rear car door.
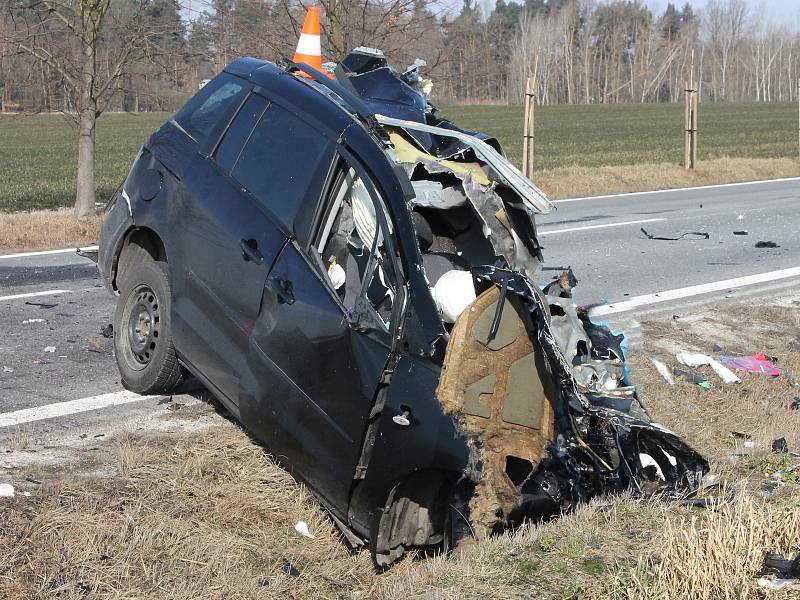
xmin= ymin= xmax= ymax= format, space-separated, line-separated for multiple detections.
xmin=172 ymin=90 xmax=334 ymax=412
xmin=241 ymin=155 xmax=403 ymax=514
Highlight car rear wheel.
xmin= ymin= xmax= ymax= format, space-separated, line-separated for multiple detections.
xmin=114 ymin=259 xmax=183 ymax=394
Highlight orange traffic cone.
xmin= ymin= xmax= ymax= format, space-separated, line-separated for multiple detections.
xmin=293 ymin=6 xmax=325 ymax=76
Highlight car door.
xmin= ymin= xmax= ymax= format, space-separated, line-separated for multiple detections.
xmin=171 ymin=92 xmax=299 ymax=411
xmin=241 ymin=156 xmax=403 ymax=514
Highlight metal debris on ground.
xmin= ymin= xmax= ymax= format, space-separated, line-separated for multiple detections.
xmin=640 ymin=228 xmax=710 ymax=241
xmin=772 ymin=437 xmax=789 ymax=454
xmin=719 ymin=353 xmax=781 ymax=377
xmin=733 ymin=230 xmax=748 ymax=235
xmin=755 ymin=241 xmax=779 ymax=248
xmin=676 ymin=352 xmax=741 ymax=384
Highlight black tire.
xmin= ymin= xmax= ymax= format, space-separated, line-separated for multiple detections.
xmin=114 ymin=259 xmax=183 ymax=394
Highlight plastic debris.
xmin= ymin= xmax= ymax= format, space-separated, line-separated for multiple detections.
xmin=719 ymin=353 xmax=781 ymax=377
xmin=101 ymin=323 xmax=114 ymax=339
xmin=772 ymin=437 xmax=789 ymax=454
xmin=294 ymin=521 xmax=316 ymax=539
xmin=647 ymin=356 xmax=674 ymax=385
xmin=791 ymin=397 xmax=800 ymax=411
xmin=0 ymin=484 xmax=14 ymax=498
xmin=755 ymin=241 xmax=779 ymax=248
xmin=281 ymin=562 xmax=301 ymax=578
xmin=22 ymin=318 xmax=45 ymax=324
xmin=641 ymin=228 xmax=710 ymax=241
xmin=2 ymin=366 xmax=12 ymax=373
xmin=733 ymin=230 xmax=748 ymax=235
xmin=676 ymin=352 xmax=741 ymax=384
xmin=757 ymin=578 xmax=800 ymax=591
xmin=25 ymin=301 xmax=58 ymax=308
xmin=764 ymin=552 xmax=800 ymax=577
xmin=43 ymin=346 xmax=56 ymax=353
xmin=672 ymin=367 xmax=711 ymax=388
xmin=743 ymin=440 xmax=756 ymax=448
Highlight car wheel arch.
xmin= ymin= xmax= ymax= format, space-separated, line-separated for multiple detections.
xmin=370 ymin=468 xmax=467 ymax=569
xmin=113 ymin=227 xmax=168 ymax=292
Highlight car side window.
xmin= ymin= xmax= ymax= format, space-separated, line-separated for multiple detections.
xmin=214 ymin=93 xmax=269 ymax=172
xmin=173 ymin=73 xmax=246 ymax=145
xmin=231 ymin=103 xmax=331 ymax=234
xmin=314 ymin=168 xmax=397 ymax=333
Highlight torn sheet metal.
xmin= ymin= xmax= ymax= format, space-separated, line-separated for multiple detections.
xmin=378 ymin=114 xmax=553 ymax=215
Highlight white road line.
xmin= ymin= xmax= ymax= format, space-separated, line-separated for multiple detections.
xmin=589 ymin=266 xmax=800 ymax=317
xmin=0 ymin=245 xmax=98 ymax=260
xmin=0 ymin=391 xmax=153 ymax=429
xmin=0 ymin=289 xmax=72 ymax=302
xmin=539 ymin=218 xmax=665 ymax=236
xmin=553 ymin=177 xmax=800 ymax=204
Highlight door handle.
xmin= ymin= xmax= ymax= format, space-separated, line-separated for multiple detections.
xmin=269 ymin=276 xmax=295 ymax=305
xmin=240 ymin=238 xmax=264 ymax=265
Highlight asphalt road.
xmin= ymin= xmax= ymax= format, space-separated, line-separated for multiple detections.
xmin=1 ymin=177 xmax=799 ymax=454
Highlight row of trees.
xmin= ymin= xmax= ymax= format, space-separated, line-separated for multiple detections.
xmin=1 ymin=0 xmax=798 ymax=217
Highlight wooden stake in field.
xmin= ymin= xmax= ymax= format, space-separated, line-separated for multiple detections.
xmin=522 ymin=77 xmax=535 ymax=178
xmin=684 ymin=54 xmax=698 ymax=170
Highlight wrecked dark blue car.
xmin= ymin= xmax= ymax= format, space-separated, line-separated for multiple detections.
xmin=98 ymin=49 xmax=708 ymax=567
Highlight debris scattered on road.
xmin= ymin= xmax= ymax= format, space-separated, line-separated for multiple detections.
xmin=641 ymin=228 xmax=710 ymax=241
xmin=755 ymin=241 xmax=779 ymax=248
xmin=43 ymin=346 xmax=56 ymax=353
xmin=772 ymin=437 xmax=789 ymax=454
xmin=22 ymin=318 xmax=45 ymax=324
xmin=647 ymin=356 xmax=674 ymax=385
xmin=733 ymin=230 xmax=748 ymax=236
xmin=101 ymin=323 xmax=114 ymax=338
xmin=25 ymin=300 xmax=58 ymax=308
xmin=719 ymin=353 xmax=781 ymax=377
xmin=676 ymin=352 xmax=741 ymax=384
xmin=294 ymin=521 xmax=316 ymax=539
xmin=0 ymin=483 xmax=15 ymax=498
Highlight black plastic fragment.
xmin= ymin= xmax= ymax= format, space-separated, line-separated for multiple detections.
xmin=772 ymin=437 xmax=789 ymax=453
xmin=755 ymin=241 xmax=779 ymax=248
xmin=641 ymin=228 xmax=710 ymax=241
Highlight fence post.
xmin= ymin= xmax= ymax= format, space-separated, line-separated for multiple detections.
xmin=684 ymin=57 xmax=698 ymax=170
xmin=522 ymin=77 xmax=535 ymax=178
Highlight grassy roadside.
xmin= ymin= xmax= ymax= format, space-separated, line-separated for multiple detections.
xmin=0 ymin=297 xmax=798 ymax=598
xmin=1 ymin=156 xmax=797 ymax=254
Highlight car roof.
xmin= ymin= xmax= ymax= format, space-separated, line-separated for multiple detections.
xmin=223 ymin=57 xmax=356 ymax=137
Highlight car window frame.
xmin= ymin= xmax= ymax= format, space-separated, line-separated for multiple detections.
xmin=174 ymin=73 xmax=250 ymax=148
xmin=307 ymin=153 xmax=405 ymax=343
xmin=208 ymin=90 xmax=270 ymax=171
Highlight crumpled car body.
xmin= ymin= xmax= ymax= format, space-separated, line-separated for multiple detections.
xmin=98 ymin=48 xmax=708 ymax=568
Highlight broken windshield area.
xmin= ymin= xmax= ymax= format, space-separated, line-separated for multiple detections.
xmin=314 ymin=167 xmax=396 ymax=334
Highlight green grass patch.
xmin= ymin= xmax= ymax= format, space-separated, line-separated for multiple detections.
xmin=0 ymin=102 xmax=796 ymax=212
xmin=439 ymin=101 xmax=798 ymax=170
xmin=0 ymin=112 xmax=166 ymax=212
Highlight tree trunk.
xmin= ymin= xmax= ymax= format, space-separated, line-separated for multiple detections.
xmin=75 ymin=105 xmax=97 ymax=219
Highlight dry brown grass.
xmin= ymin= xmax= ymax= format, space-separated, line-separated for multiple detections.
xmin=535 ymin=156 xmax=800 ymax=199
xmin=0 ymin=209 xmax=101 ymax=253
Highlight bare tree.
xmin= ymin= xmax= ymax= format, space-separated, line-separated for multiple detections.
xmin=2 ymin=0 xmax=181 ymax=219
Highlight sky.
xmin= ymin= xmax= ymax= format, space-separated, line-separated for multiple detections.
xmin=653 ymin=0 xmax=800 ymax=25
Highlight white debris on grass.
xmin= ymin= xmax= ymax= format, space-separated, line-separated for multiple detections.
xmin=43 ymin=346 xmax=56 ymax=353
xmin=647 ymin=355 xmax=674 ymax=385
xmin=676 ymin=351 xmax=741 ymax=384
xmin=757 ymin=578 xmax=800 ymax=591
xmin=0 ymin=483 xmax=15 ymax=498
xmin=294 ymin=521 xmax=316 ymax=539
xmin=22 ymin=319 xmax=45 ymax=325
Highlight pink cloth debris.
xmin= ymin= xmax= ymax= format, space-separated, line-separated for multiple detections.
xmin=719 ymin=353 xmax=781 ymax=377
